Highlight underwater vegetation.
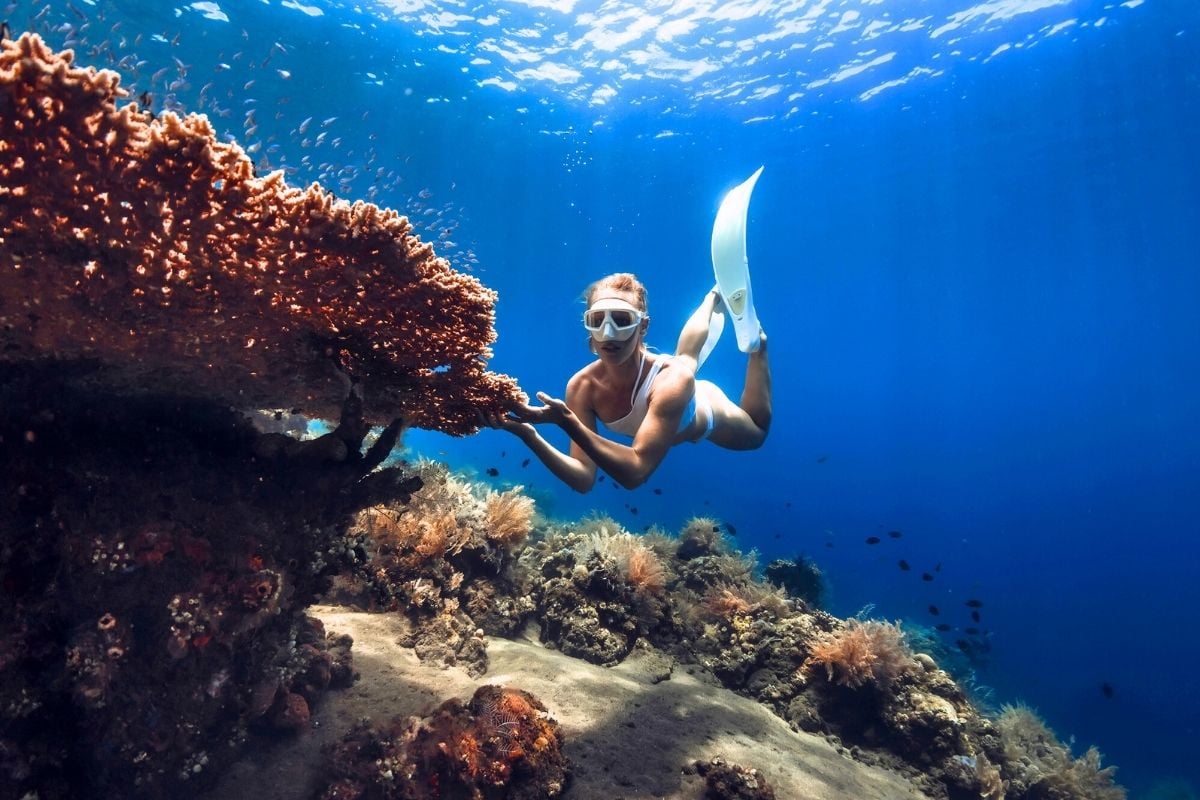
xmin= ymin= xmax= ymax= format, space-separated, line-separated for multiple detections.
xmin=324 ymin=459 xmax=537 ymax=677
xmin=0 ymin=357 xmax=1130 ymax=799
xmin=336 ymin=463 xmax=1128 ymax=800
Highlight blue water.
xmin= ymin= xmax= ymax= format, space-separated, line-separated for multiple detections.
xmin=14 ymin=0 xmax=1200 ymax=795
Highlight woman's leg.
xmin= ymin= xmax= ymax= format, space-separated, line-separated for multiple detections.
xmin=740 ymin=332 xmax=771 ymax=432
xmin=695 ymin=334 xmax=771 ymax=450
xmin=674 ymin=289 xmax=721 ymax=367
xmin=676 ymin=290 xmax=772 ymax=449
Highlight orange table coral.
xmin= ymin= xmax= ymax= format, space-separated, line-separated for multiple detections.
xmin=0 ymin=33 xmax=522 ymax=434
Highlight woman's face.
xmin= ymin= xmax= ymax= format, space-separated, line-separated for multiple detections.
xmin=587 ymin=288 xmax=645 ymax=364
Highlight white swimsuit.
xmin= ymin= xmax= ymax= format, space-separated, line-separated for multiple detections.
xmin=600 ymin=353 xmax=714 ymax=440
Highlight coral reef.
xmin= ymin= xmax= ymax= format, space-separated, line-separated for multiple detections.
xmin=0 ymin=365 xmax=417 ymax=799
xmin=530 ymin=519 xmax=676 ymax=665
xmin=764 ymin=555 xmax=826 ymax=608
xmin=0 ymin=33 xmax=522 ymax=433
xmin=994 ymin=703 xmax=1126 ymax=800
xmin=344 ymin=495 xmax=1126 ymax=800
xmin=317 ymin=685 xmax=567 ymax=800
xmin=326 ymin=461 xmax=539 ymax=673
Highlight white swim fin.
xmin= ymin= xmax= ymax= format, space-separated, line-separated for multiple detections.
xmin=710 ymin=166 xmax=763 ymax=353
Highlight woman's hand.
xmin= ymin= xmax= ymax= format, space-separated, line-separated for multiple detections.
xmin=514 ymin=392 xmax=575 ymax=427
xmin=479 ymin=408 xmax=534 ymax=435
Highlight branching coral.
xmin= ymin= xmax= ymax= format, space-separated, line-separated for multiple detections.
xmin=996 ymin=703 xmax=1126 ymax=799
xmin=484 ymin=488 xmax=535 ymax=549
xmin=700 ymin=584 xmax=756 ymax=620
xmin=0 ymin=34 xmax=523 ymax=432
xmin=625 ymin=544 xmax=667 ymax=596
xmin=573 ymin=525 xmax=669 ymax=596
xmin=697 ymin=580 xmax=791 ymax=624
xmin=804 ymin=619 xmax=917 ymax=689
xmin=676 ymin=516 xmax=732 ymax=560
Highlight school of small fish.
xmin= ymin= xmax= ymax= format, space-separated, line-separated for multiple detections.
xmin=6 ymin=0 xmax=481 ymax=273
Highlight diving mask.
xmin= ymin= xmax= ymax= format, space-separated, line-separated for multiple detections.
xmin=583 ymin=298 xmax=644 ymax=341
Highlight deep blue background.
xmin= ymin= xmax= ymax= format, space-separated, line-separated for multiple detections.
xmin=13 ymin=0 xmax=1200 ymax=795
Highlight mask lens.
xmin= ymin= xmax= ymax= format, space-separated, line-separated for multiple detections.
xmin=609 ymin=310 xmax=636 ymax=328
xmin=584 ymin=310 xmax=606 ymax=329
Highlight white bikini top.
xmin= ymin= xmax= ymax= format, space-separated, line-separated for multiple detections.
xmin=601 ymin=352 xmax=665 ymax=437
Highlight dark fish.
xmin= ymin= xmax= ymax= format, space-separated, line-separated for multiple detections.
xmin=485 ymin=467 xmax=499 ymax=477
xmin=521 ymin=458 xmax=530 ymax=468
xmin=712 ymin=525 xmax=721 ymax=533
xmin=726 ymin=523 xmax=737 ymax=536
xmin=928 ymin=605 xmax=940 ymax=616
xmin=598 ymin=475 xmax=605 ymax=483
xmin=964 ymin=627 xmax=980 ymax=635
xmin=865 ymin=536 xmax=881 ymax=545
xmin=816 ymin=454 xmax=828 ymax=463
xmin=629 ymin=507 xmax=638 ymax=515
xmin=774 ymin=533 xmax=780 ymax=539
xmin=785 ymin=501 xmax=792 ymax=508
xmin=934 ymin=562 xmax=942 ymax=572
xmin=936 ymin=624 xmax=951 ymax=632
xmin=921 ymin=573 xmax=934 ymax=582
xmin=888 ymin=530 xmax=902 ymax=539
xmin=956 ymin=639 xmax=972 ymax=653
xmin=965 ymin=599 xmax=984 ymax=608
xmin=653 ymin=488 xmax=662 ymax=495
xmin=500 ymin=450 xmax=506 ymax=457
xmin=825 ymin=542 xmax=834 ymax=548
xmin=971 ymin=610 xmax=981 ymax=623
xmin=898 ymin=560 xmax=910 ymax=571
xmin=1101 ymin=682 xmax=1115 ymax=699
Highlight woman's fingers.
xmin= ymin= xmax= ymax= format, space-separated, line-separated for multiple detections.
xmin=536 ymin=391 xmax=565 ymax=409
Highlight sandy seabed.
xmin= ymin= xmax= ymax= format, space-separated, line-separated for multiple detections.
xmin=204 ymin=606 xmax=932 ymax=800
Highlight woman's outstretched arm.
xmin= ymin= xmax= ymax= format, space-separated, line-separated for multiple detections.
xmin=503 ymin=420 xmax=597 ymax=493
xmin=521 ymin=366 xmax=693 ymax=490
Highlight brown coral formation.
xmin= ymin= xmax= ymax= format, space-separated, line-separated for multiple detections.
xmin=318 ymin=685 xmax=567 ymax=800
xmin=0 ymin=33 xmax=522 ymax=433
